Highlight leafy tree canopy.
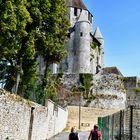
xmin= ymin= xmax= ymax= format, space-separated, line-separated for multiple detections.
xmin=0 ymin=0 xmax=69 ymax=102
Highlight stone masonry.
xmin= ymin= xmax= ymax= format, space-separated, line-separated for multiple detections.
xmin=0 ymin=89 xmax=68 ymax=140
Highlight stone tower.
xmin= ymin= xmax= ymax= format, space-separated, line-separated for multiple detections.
xmin=58 ymin=0 xmax=104 ymax=74
xmin=60 ymin=0 xmax=92 ymax=73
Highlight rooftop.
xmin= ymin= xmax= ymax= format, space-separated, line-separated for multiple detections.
xmin=102 ymin=67 xmax=123 ymax=76
xmin=68 ymin=0 xmax=88 ymax=10
xmin=94 ymin=27 xmax=104 ymax=39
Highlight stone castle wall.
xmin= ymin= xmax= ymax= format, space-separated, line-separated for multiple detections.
xmin=56 ymin=73 xmax=126 ymax=109
xmin=89 ymin=73 xmax=126 ymax=109
xmin=0 ymin=89 xmax=68 ymax=140
xmin=67 ymin=106 xmax=120 ymax=131
xmin=123 ymin=77 xmax=140 ymax=106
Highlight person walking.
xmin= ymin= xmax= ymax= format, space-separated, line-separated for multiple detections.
xmin=69 ymin=126 xmax=80 ymax=140
xmin=88 ymin=125 xmax=102 ymax=140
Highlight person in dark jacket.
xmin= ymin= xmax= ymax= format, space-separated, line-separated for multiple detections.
xmin=69 ymin=126 xmax=80 ymax=140
xmin=88 ymin=125 xmax=102 ymax=140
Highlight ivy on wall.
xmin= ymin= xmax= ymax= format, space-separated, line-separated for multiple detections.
xmin=79 ymin=73 xmax=93 ymax=98
xmin=91 ymin=42 xmax=97 ymax=50
xmin=132 ymin=87 xmax=140 ymax=94
xmin=91 ymin=42 xmax=101 ymax=55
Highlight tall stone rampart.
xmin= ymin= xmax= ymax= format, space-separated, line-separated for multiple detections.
xmin=0 ymin=89 xmax=68 ymax=140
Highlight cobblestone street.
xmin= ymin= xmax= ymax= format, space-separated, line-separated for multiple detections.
xmin=49 ymin=131 xmax=90 ymax=140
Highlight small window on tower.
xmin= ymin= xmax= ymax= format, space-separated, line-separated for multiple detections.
xmin=74 ymin=8 xmax=77 ymax=16
xmin=80 ymin=32 xmax=83 ymax=37
xmin=88 ymin=12 xmax=92 ymax=23
xmin=90 ymin=15 xmax=92 ymax=23
xmin=88 ymin=12 xmax=90 ymax=21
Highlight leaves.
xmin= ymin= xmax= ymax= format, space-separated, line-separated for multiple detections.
xmin=0 ymin=0 xmax=69 ymax=103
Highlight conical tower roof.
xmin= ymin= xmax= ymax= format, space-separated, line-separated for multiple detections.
xmin=94 ymin=27 xmax=104 ymax=39
xmin=68 ymin=0 xmax=88 ymax=10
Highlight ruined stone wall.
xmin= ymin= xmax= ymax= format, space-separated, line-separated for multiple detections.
xmin=123 ymin=77 xmax=140 ymax=106
xmin=0 ymin=89 xmax=68 ymax=140
xmin=132 ymin=108 xmax=140 ymax=139
xmin=56 ymin=73 xmax=126 ymax=109
xmin=89 ymin=73 xmax=126 ymax=109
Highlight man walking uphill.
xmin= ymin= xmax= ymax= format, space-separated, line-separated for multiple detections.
xmin=88 ymin=125 xmax=102 ymax=140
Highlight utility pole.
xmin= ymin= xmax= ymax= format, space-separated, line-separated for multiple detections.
xmin=119 ymin=110 xmax=122 ymax=140
xmin=79 ymin=92 xmax=81 ymax=130
xmin=130 ymin=106 xmax=133 ymax=140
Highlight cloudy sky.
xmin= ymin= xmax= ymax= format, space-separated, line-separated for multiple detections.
xmin=83 ymin=0 xmax=140 ymax=77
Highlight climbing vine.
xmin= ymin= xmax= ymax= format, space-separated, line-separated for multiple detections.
xmin=91 ymin=42 xmax=101 ymax=55
xmin=132 ymin=87 xmax=140 ymax=94
xmin=79 ymin=73 xmax=93 ymax=98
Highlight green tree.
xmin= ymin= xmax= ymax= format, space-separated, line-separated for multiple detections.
xmin=0 ymin=0 xmax=69 ymax=101
xmin=34 ymin=0 xmax=69 ymax=68
xmin=0 ymin=0 xmax=33 ymax=93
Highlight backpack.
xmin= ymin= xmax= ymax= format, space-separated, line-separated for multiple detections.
xmin=91 ymin=130 xmax=98 ymax=140
xmin=69 ymin=132 xmax=79 ymax=140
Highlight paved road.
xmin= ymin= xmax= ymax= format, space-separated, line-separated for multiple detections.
xmin=49 ymin=131 xmax=90 ymax=140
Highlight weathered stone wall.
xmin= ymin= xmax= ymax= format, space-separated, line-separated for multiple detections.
xmin=89 ymin=72 xmax=126 ymax=109
xmin=0 ymin=89 xmax=68 ymax=140
xmin=56 ymin=73 xmax=126 ymax=109
xmin=67 ymin=106 xmax=120 ymax=131
xmin=0 ymin=89 xmax=31 ymax=140
xmin=123 ymin=77 xmax=140 ymax=106
xmin=132 ymin=108 xmax=140 ymax=139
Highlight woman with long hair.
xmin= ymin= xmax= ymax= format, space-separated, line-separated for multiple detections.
xmin=69 ymin=126 xmax=80 ymax=140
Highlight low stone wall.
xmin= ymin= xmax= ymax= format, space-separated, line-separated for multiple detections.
xmin=0 ymin=89 xmax=68 ymax=140
xmin=67 ymin=106 xmax=120 ymax=131
xmin=123 ymin=76 xmax=140 ymax=106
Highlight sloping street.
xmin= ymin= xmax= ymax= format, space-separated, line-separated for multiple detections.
xmin=49 ymin=131 xmax=90 ymax=140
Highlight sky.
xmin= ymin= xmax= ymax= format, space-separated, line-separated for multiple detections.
xmin=83 ymin=0 xmax=140 ymax=77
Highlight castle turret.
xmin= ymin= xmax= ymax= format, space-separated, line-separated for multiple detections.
xmin=94 ymin=27 xmax=104 ymax=45
xmin=94 ymin=27 xmax=104 ymax=69
xmin=74 ymin=20 xmax=91 ymax=73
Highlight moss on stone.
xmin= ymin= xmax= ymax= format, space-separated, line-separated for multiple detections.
xmin=79 ymin=74 xmax=93 ymax=90
xmin=26 ymin=100 xmax=35 ymax=107
xmin=91 ymin=42 xmax=101 ymax=55
xmin=79 ymin=73 xmax=93 ymax=97
xmin=91 ymin=42 xmax=97 ymax=50
xmin=57 ymin=73 xmax=63 ymax=79
xmin=132 ymin=87 xmax=140 ymax=94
